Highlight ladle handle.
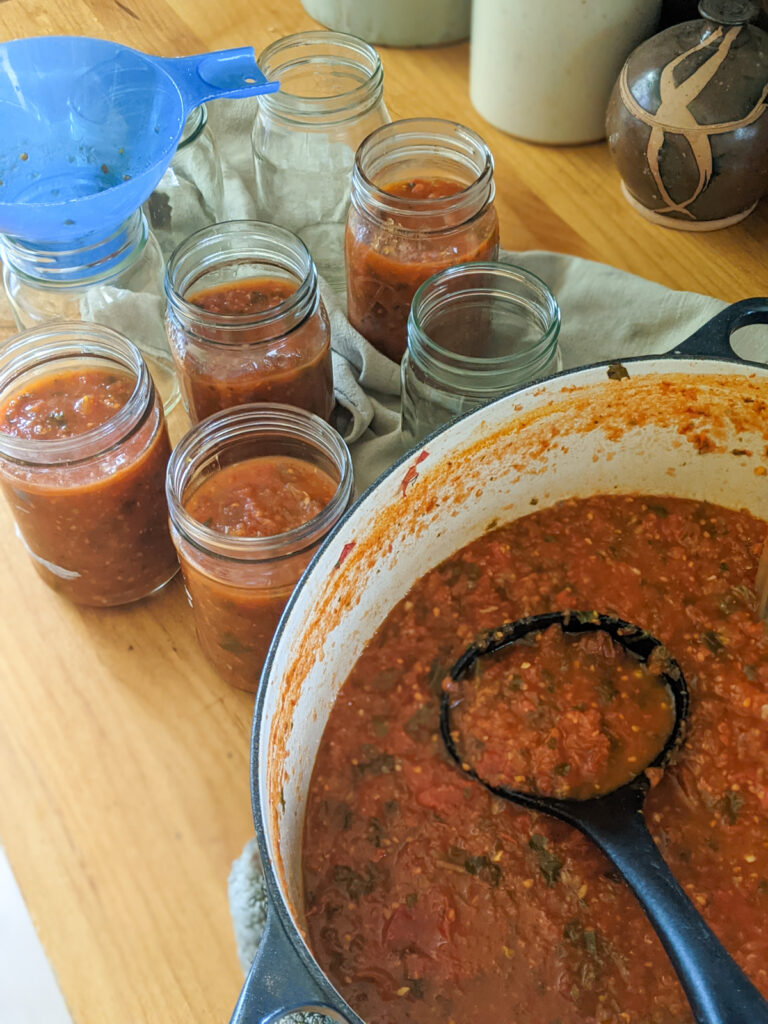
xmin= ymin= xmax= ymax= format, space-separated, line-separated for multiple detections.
xmin=671 ymin=296 xmax=768 ymax=363
xmin=153 ymin=48 xmax=279 ymax=114
xmin=575 ymin=787 xmax=768 ymax=1024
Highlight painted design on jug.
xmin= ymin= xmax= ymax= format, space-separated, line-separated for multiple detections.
xmin=619 ymin=25 xmax=768 ymax=218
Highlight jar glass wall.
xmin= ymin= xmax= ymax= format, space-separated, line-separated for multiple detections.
xmin=346 ymin=118 xmax=499 ymax=362
xmin=0 ymin=211 xmax=179 ymax=414
xmin=0 ymin=321 xmax=178 ymax=606
xmin=253 ymin=31 xmax=390 ymax=289
xmin=144 ymin=104 xmax=224 ymax=260
xmin=166 ymin=404 xmax=353 ymax=691
xmin=401 ymin=263 xmax=562 ymax=447
xmin=164 ymin=220 xmax=334 ymax=424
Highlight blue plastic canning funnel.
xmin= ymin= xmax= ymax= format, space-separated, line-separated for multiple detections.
xmin=0 ymin=35 xmax=279 ymax=243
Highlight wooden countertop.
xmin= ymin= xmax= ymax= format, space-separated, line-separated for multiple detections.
xmin=0 ymin=2 xmax=766 ymax=1022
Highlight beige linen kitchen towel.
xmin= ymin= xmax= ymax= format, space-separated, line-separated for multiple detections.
xmin=324 ymin=249 xmax=728 ymax=492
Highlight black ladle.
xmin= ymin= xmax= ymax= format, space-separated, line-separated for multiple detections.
xmin=440 ymin=611 xmax=768 ymax=1024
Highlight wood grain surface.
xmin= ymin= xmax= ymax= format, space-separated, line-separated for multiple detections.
xmin=0 ymin=2 xmax=766 ymax=1022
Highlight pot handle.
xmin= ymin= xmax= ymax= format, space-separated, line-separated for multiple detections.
xmin=670 ymin=297 xmax=768 ymax=362
xmin=229 ymin=903 xmax=353 ymax=1024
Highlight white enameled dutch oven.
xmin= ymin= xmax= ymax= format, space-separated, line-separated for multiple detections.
xmin=231 ymin=299 xmax=768 ymax=1023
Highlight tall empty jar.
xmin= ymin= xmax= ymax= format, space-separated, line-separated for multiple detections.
xmin=252 ymin=31 xmax=390 ymax=289
xmin=470 ymin=0 xmax=662 ymax=144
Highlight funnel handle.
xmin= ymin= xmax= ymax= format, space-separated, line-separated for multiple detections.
xmin=153 ymin=48 xmax=279 ymax=114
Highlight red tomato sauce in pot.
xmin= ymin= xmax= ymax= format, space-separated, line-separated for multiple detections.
xmin=345 ymin=177 xmax=500 ymax=362
xmin=302 ymin=494 xmax=768 ymax=1023
xmin=174 ymin=276 xmax=334 ymax=423
xmin=447 ymin=625 xmax=676 ymax=801
xmin=179 ymin=455 xmax=337 ymax=690
xmin=0 ymin=368 xmax=176 ymax=606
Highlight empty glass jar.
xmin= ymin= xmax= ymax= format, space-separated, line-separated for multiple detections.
xmin=143 ymin=104 xmax=224 ymax=260
xmin=252 ymin=31 xmax=390 ymax=290
xmin=401 ymin=262 xmax=562 ymax=447
xmin=0 ymin=211 xmax=179 ymax=413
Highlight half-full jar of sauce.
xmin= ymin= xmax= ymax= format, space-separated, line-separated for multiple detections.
xmin=166 ymin=404 xmax=353 ymax=691
xmin=345 ymin=118 xmax=500 ymax=362
xmin=164 ymin=221 xmax=334 ymax=424
xmin=0 ymin=322 xmax=178 ymax=606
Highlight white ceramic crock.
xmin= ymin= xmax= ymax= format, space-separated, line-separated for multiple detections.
xmin=470 ymin=0 xmax=662 ymax=144
xmin=231 ymin=300 xmax=768 ymax=1023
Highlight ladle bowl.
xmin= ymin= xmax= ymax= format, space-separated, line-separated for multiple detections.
xmin=0 ymin=35 xmax=279 ymax=243
xmin=440 ymin=611 xmax=768 ymax=1024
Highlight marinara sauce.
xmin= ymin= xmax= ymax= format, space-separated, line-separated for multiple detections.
xmin=165 ymin=222 xmax=334 ymax=424
xmin=0 ymin=324 xmax=177 ymax=606
xmin=447 ymin=625 xmax=676 ymax=800
xmin=303 ymin=494 xmax=768 ymax=1023
xmin=345 ymin=119 xmax=499 ymax=362
xmin=166 ymin=405 xmax=353 ymax=691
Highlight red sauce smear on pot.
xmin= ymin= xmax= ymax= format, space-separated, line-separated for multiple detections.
xmin=174 ymin=276 xmax=334 ymax=424
xmin=345 ymin=177 xmax=499 ymax=363
xmin=302 ymin=494 xmax=768 ymax=1023
xmin=447 ymin=625 xmax=676 ymax=801
xmin=0 ymin=368 xmax=176 ymax=606
xmin=180 ymin=455 xmax=337 ymax=691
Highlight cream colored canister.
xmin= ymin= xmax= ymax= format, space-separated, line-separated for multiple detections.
xmin=470 ymin=0 xmax=662 ymax=144
xmin=301 ymin=0 xmax=470 ymax=47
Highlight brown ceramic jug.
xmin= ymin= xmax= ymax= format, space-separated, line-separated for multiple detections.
xmin=606 ymin=0 xmax=768 ymax=229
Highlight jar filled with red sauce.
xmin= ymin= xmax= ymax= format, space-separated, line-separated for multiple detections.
xmin=166 ymin=404 xmax=353 ymax=691
xmin=345 ymin=117 xmax=500 ymax=361
xmin=164 ymin=221 xmax=334 ymax=424
xmin=0 ymin=322 xmax=178 ymax=606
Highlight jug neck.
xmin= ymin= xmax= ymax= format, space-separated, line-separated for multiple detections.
xmin=0 ymin=210 xmax=149 ymax=286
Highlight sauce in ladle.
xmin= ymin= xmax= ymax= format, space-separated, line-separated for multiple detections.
xmin=445 ymin=623 xmax=676 ymax=800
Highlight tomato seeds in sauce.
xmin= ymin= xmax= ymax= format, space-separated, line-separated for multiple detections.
xmin=172 ymin=276 xmax=334 ymax=423
xmin=345 ymin=176 xmax=499 ymax=362
xmin=446 ymin=625 xmax=676 ymax=801
xmin=179 ymin=455 xmax=338 ymax=690
xmin=0 ymin=367 xmax=176 ymax=606
xmin=185 ymin=455 xmax=338 ymax=537
xmin=303 ymin=494 xmax=768 ymax=1024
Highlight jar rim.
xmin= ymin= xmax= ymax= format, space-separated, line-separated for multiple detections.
xmin=351 ymin=117 xmax=495 ymax=227
xmin=0 ymin=321 xmax=153 ymax=465
xmin=164 ymin=220 xmax=318 ymax=343
xmin=256 ymin=30 xmax=384 ymax=125
xmin=0 ymin=210 xmax=148 ymax=287
xmin=166 ymin=403 xmax=354 ymax=563
xmin=178 ymin=104 xmax=208 ymax=150
xmin=408 ymin=261 xmax=561 ymax=384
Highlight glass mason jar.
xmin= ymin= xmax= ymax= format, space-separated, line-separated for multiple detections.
xmin=164 ymin=220 xmax=334 ymax=424
xmin=0 ymin=322 xmax=178 ymax=606
xmin=401 ymin=263 xmax=562 ymax=447
xmin=252 ymin=31 xmax=390 ymax=290
xmin=166 ymin=404 xmax=354 ymax=692
xmin=0 ymin=211 xmax=180 ymax=414
xmin=346 ymin=118 xmax=500 ymax=363
xmin=144 ymin=104 xmax=224 ymax=260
